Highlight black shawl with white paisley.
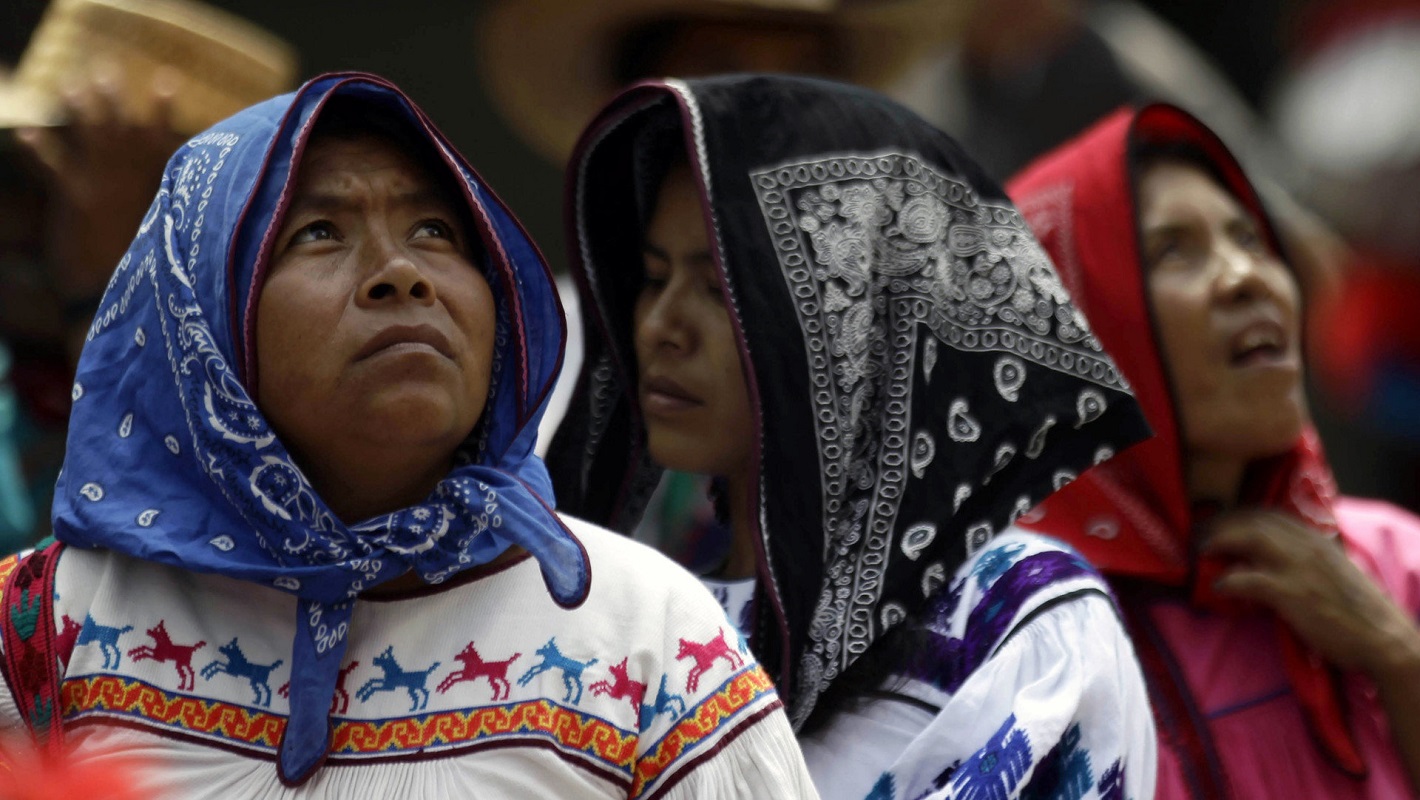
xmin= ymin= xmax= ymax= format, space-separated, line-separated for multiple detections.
xmin=548 ymin=74 xmax=1149 ymax=727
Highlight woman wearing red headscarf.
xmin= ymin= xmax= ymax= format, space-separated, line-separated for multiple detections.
xmin=1008 ymin=103 xmax=1420 ymax=799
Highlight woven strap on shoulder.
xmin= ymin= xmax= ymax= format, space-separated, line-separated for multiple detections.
xmin=0 ymin=541 xmax=67 ymax=755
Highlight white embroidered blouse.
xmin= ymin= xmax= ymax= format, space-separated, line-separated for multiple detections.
xmin=0 ymin=516 xmax=818 ymax=799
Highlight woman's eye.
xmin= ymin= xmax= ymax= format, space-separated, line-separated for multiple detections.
xmin=1147 ymin=237 xmax=1182 ymax=268
xmin=412 ymin=219 xmax=455 ymax=240
xmin=1233 ymin=224 xmax=1265 ymax=251
xmin=288 ymin=221 xmax=337 ymax=248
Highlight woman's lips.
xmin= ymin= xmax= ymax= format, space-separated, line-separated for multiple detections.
xmin=641 ymin=375 xmax=701 ymax=414
xmin=356 ymin=324 xmax=454 ymax=361
xmin=1228 ymin=319 xmax=1296 ymax=369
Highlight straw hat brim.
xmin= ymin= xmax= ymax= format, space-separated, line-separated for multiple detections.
xmin=0 ymin=0 xmax=297 ymax=135
xmin=478 ymin=0 xmax=973 ymax=163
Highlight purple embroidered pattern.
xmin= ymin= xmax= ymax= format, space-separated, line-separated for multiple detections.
xmin=905 ymin=548 xmax=1105 ymax=693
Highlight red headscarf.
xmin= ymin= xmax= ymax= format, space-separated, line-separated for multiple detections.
xmin=1007 ymin=104 xmax=1364 ymax=778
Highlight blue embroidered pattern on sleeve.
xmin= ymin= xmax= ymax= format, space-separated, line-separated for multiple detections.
xmin=942 ymin=713 xmax=1033 ymax=800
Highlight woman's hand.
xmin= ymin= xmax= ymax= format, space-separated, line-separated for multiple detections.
xmin=1201 ymin=508 xmax=1420 ymax=679
xmin=14 ymin=66 xmax=186 ymax=361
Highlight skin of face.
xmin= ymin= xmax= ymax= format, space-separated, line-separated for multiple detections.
xmin=634 ymin=164 xmax=755 ymax=484
xmin=255 ymin=133 xmax=496 ymax=516
xmin=1139 ymin=159 xmax=1307 ymax=468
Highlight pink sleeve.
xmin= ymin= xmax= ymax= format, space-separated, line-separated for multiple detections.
xmin=1338 ymin=496 xmax=1420 ymax=618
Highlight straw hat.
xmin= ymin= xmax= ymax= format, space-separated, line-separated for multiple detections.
xmin=0 ymin=0 xmax=297 ymax=134
xmin=479 ymin=0 xmax=975 ymax=162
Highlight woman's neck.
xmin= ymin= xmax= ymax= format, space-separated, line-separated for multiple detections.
xmin=718 ymin=473 xmax=759 ymax=580
xmin=298 ymin=444 xmax=452 ymax=525
xmin=1184 ymin=451 xmax=1248 ymax=510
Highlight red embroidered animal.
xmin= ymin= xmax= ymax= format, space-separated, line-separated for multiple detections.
xmin=589 ymin=657 xmax=647 ymax=716
xmin=676 ymin=628 xmax=743 ymax=693
xmin=127 ymin=620 xmax=206 ymax=690
xmin=55 ymin=615 xmax=82 ymax=668
xmin=278 ymin=661 xmax=361 ymax=714
xmin=437 ymin=642 xmax=521 ymax=701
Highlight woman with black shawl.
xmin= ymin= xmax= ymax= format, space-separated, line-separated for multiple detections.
xmin=549 ymin=74 xmax=1157 ymax=799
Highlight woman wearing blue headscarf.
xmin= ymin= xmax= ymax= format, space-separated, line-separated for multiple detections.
xmin=0 ymin=73 xmax=816 ymax=798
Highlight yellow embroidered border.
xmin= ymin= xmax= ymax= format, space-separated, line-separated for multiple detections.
xmin=0 ymin=552 xmax=22 ymax=606
xmin=330 ymin=700 xmax=638 ymax=767
xmin=63 ymin=675 xmax=286 ymax=748
xmin=62 ymin=674 xmax=638 ymax=771
xmin=63 ymin=665 xmax=774 ymax=786
xmin=632 ymin=666 xmax=776 ymax=795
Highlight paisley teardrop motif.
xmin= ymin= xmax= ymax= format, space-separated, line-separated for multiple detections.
xmin=993 ymin=356 xmax=1026 ymax=402
xmin=921 ymin=562 xmax=947 ymax=598
xmin=879 ymin=602 xmax=907 ymax=629
xmin=965 ymin=522 xmax=994 ymax=556
xmin=954 ymin=483 xmax=972 ymax=513
xmin=948 ymin=399 xmax=981 ymax=442
xmin=1026 ymin=415 xmax=1056 ymax=459
xmin=910 ymin=431 xmax=935 ymax=479
xmin=1075 ymin=388 xmax=1106 ymax=428
xmin=901 ymin=523 xmax=937 ymax=561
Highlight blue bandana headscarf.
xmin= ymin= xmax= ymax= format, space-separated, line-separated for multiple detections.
xmin=51 ymin=73 xmax=590 ymax=784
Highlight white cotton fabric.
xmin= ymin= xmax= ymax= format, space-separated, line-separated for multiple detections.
xmin=0 ymin=517 xmax=818 ymax=799
xmin=796 ymin=530 xmax=1157 ymax=800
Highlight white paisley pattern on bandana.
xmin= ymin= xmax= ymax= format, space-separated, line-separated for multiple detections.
xmin=750 ymin=152 xmax=1129 ymax=696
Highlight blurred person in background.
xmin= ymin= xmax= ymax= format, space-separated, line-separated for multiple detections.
xmin=549 ymin=74 xmax=1158 ymax=800
xmin=1271 ymin=0 xmax=1420 ymax=514
xmin=0 ymin=0 xmax=296 ymax=550
xmin=1010 ymin=102 xmax=1420 ymax=799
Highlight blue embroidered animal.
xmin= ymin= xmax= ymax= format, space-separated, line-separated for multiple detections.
xmin=947 ymin=714 xmax=1033 ymax=800
xmin=356 ymin=646 xmax=442 ymax=712
xmin=200 ymin=638 xmax=284 ymax=707
xmin=74 ymin=615 xmax=133 ymax=669
xmin=516 ymin=638 xmax=598 ymax=704
xmin=1095 ymin=760 xmax=1125 ymax=800
xmin=972 ymin=542 xmax=1027 ymax=590
xmin=1021 ymin=722 xmax=1093 ymax=800
xmin=637 ymin=674 xmax=687 ymax=731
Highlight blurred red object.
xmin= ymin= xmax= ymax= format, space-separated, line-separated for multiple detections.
xmin=0 ymin=737 xmax=149 ymax=800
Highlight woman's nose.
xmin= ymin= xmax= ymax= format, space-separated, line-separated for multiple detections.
xmin=358 ymin=241 xmax=435 ymax=305
xmin=1213 ymin=245 xmax=1269 ymax=304
xmin=638 ymin=284 xmax=692 ymax=352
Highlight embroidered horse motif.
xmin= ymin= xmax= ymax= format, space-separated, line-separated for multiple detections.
xmin=356 ymin=646 xmax=441 ymax=712
xmin=516 ymin=638 xmax=598 ymax=704
xmin=128 ymin=620 xmax=206 ymax=691
xmin=638 ymin=674 xmax=687 ymax=731
xmin=676 ymin=628 xmax=743 ymax=692
xmin=200 ymin=638 xmax=284 ymax=707
xmin=71 ymin=615 xmax=133 ymax=670
xmin=588 ymin=657 xmax=646 ymax=716
xmin=55 ymin=615 xmax=82 ymax=667
xmin=278 ymin=661 xmax=361 ymax=714
xmin=437 ymin=642 xmax=520 ymax=701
